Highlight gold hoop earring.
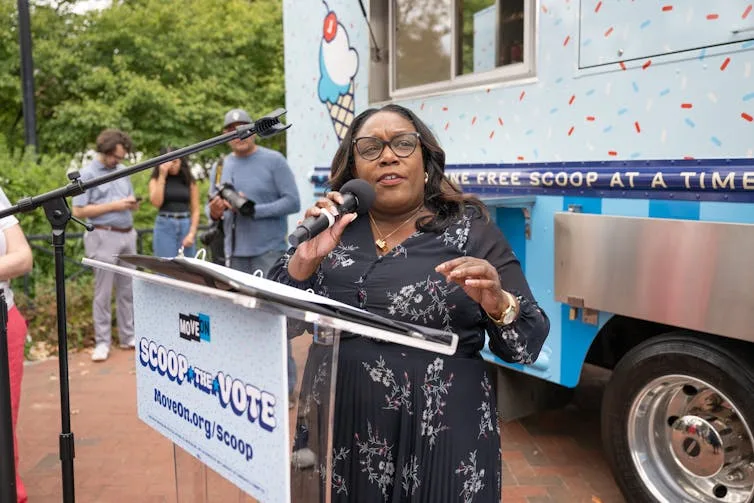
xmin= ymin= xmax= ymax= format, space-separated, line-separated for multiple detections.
xmin=424 ymin=172 xmax=429 ymax=184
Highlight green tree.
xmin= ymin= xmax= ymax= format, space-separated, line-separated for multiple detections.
xmin=2 ymin=0 xmax=286 ymax=167
xmin=0 ymin=0 xmax=285 ymax=354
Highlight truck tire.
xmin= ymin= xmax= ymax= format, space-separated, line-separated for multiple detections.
xmin=601 ymin=333 xmax=754 ymax=503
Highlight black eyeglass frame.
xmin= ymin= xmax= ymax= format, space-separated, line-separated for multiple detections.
xmin=352 ymin=132 xmax=421 ymax=161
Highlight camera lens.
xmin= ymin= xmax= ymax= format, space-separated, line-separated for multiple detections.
xmin=199 ymin=222 xmax=221 ymax=245
xmin=219 ymin=185 xmax=255 ymax=217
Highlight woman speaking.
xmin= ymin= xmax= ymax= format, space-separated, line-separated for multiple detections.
xmin=270 ymin=104 xmax=549 ymax=502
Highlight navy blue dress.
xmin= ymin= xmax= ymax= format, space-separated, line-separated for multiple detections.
xmin=271 ymin=208 xmax=549 ymax=502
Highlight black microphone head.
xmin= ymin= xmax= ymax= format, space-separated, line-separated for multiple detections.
xmin=339 ymin=178 xmax=375 ymax=215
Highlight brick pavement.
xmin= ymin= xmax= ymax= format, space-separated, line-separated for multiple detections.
xmin=17 ymin=348 xmax=623 ymax=502
xmin=499 ymin=365 xmax=625 ymax=503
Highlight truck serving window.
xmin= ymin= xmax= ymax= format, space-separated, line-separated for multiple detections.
xmin=368 ymin=0 xmax=536 ymax=101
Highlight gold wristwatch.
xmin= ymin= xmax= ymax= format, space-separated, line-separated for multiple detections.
xmin=486 ymin=291 xmax=519 ymax=326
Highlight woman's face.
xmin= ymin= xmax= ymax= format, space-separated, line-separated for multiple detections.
xmin=161 ymin=158 xmax=181 ymax=176
xmin=352 ymin=111 xmax=425 ymax=215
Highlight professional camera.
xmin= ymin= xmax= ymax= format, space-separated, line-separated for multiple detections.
xmin=215 ymin=182 xmax=255 ymax=217
xmin=199 ymin=220 xmax=223 ymax=246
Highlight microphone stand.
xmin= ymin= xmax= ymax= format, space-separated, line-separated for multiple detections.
xmin=0 ymin=108 xmax=290 ymax=503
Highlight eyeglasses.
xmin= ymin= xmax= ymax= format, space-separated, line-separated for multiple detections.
xmin=352 ymin=132 xmax=420 ymax=161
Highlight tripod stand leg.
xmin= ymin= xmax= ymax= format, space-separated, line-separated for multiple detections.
xmin=0 ymin=293 xmax=17 ymax=502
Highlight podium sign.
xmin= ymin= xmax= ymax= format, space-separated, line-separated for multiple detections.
xmin=132 ymin=278 xmax=290 ymax=502
xmin=84 ymin=255 xmax=458 ymax=502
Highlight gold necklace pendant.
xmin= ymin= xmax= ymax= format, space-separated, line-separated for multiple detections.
xmin=369 ymin=207 xmax=424 ymax=254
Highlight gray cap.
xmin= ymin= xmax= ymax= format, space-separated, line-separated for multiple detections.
xmin=223 ymin=108 xmax=252 ymax=128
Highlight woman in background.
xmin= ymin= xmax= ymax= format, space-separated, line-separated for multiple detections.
xmin=148 ymin=147 xmax=199 ymax=257
xmin=0 ymin=185 xmax=33 ymax=503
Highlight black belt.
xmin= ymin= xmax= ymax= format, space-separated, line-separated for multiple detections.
xmin=93 ymin=225 xmax=133 ymax=233
xmin=159 ymin=212 xmax=190 ymax=219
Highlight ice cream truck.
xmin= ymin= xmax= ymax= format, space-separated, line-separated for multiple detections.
xmin=282 ymin=1 xmax=754 ymax=501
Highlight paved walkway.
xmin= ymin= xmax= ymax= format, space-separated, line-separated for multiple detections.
xmin=17 ymin=349 xmax=623 ymax=502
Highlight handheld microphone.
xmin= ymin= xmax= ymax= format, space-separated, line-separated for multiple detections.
xmin=288 ymin=178 xmax=375 ymax=247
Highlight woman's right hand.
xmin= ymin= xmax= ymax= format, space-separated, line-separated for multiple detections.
xmin=288 ymin=191 xmax=357 ymax=280
xmin=296 ymin=191 xmax=357 ymax=260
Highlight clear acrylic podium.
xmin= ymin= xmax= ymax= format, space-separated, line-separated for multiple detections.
xmin=84 ymin=255 xmax=457 ymax=503
xmin=171 ymin=320 xmax=341 ymax=503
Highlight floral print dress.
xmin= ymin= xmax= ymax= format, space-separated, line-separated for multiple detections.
xmin=270 ymin=208 xmax=549 ymax=502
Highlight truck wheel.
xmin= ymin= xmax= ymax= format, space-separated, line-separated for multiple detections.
xmin=601 ymin=333 xmax=754 ymax=503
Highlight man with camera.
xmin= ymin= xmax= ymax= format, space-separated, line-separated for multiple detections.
xmin=207 ymin=108 xmax=301 ymax=276
xmin=207 ymin=109 xmax=301 ymax=406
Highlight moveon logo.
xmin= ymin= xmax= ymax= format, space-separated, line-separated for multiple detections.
xmin=179 ymin=312 xmax=210 ymax=343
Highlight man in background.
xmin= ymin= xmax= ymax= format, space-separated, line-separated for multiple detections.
xmin=207 ymin=108 xmax=300 ymax=274
xmin=207 ymin=108 xmax=301 ymax=405
xmin=73 ymin=128 xmax=139 ymax=362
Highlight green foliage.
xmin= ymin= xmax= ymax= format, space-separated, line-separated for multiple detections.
xmin=0 ymin=143 xmax=81 ymax=281
xmin=1 ymin=0 xmax=283 ymax=356
xmin=0 ymin=143 xmax=94 ymax=352
xmin=1 ymin=0 xmax=286 ymax=165
xmin=14 ymin=274 xmax=97 ymax=355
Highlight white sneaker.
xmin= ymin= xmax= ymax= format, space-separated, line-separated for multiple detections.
xmin=119 ymin=339 xmax=135 ymax=350
xmin=91 ymin=344 xmax=110 ymax=362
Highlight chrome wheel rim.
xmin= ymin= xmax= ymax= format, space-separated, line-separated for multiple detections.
xmin=627 ymin=375 xmax=754 ymax=502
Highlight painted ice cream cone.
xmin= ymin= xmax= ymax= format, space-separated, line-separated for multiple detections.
xmin=325 ymin=81 xmax=355 ymax=142
xmin=318 ymin=11 xmax=359 ymax=143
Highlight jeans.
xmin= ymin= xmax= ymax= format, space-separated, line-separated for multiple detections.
xmin=228 ymin=249 xmax=285 ymax=277
xmin=229 ymin=249 xmax=296 ymax=394
xmin=153 ymin=214 xmax=195 ymax=258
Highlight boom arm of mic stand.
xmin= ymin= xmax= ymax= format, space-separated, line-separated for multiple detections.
xmin=0 ymin=107 xmax=291 ymax=220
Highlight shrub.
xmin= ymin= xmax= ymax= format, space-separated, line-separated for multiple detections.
xmin=14 ymin=275 xmax=96 ymax=358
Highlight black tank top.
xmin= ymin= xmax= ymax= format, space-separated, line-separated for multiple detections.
xmin=160 ymin=175 xmax=190 ymax=213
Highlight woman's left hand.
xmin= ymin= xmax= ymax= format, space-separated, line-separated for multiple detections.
xmin=435 ymin=257 xmax=508 ymax=318
xmin=182 ymin=233 xmax=195 ymax=248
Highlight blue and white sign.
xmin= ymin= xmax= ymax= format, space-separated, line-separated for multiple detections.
xmin=132 ymin=278 xmax=290 ymax=502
